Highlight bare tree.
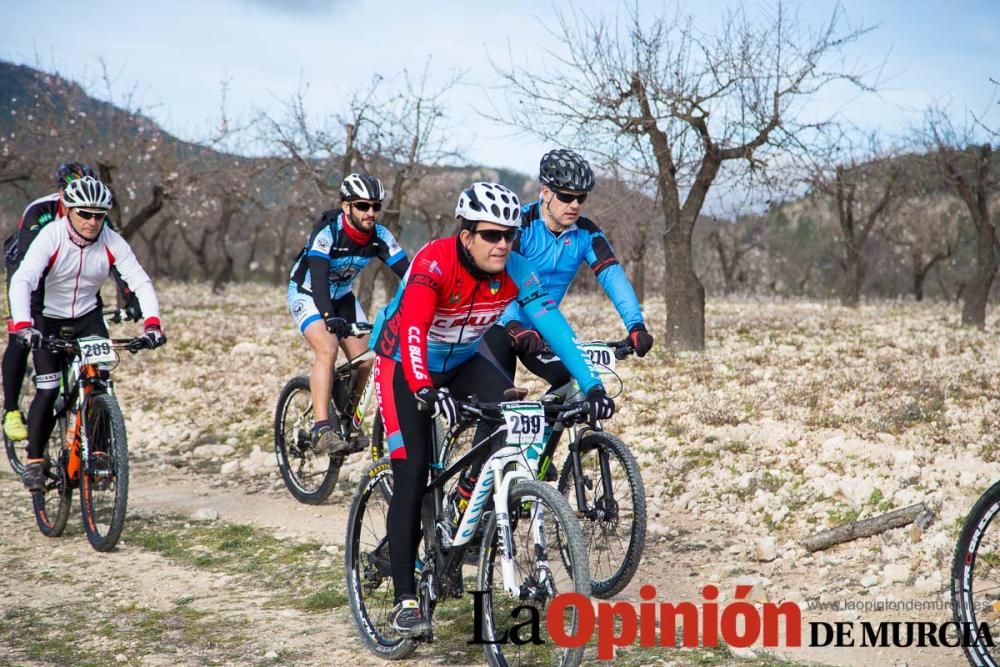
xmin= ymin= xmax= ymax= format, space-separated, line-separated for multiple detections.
xmin=882 ymin=187 xmax=962 ymax=301
xmin=490 ymin=2 xmax=876 ymax=349
xmin=804 ymin=133 xmax=900 ymax=306
xmin=705 ymin=214 xmax=766 ymax=296
xmin=923 ymin=106 xmax=999 ymax=325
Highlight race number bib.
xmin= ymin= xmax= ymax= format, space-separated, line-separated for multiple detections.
xmin=78 ymin=336 xmax=116 ymax=365
xmin=502 ymin=401 xmax=545 ymax=457
xmin=581 ymin=342 xmax=616 ymax=375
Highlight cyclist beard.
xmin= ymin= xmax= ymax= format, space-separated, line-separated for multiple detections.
xmin=347 ymin=210 xmax=373 ymax=235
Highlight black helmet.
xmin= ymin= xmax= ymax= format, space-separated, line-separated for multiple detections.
xmin=340 ymin=172 xmax=386 ymax=202
xmin=539 ymin=149 xmax=595 ymax=192
xmin=56 ymin=162 xmax=97 ymax=190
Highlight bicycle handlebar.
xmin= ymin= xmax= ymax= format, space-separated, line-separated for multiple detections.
xmin=42 ymin=335 xmax=154 ymax=356
xmin=539 ymin=338 xmax=635 ymax=361
xmin=456 ymin=397 xmax=591 ymax=425
xmin=346 ymin=323 xmax=374 ymax=338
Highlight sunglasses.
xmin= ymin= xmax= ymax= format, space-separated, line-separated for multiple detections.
xmin=351 ymin=201 xmax=382 ymax=213
xmin=74 ymin=209 xmax=107 ymax=221
xmin=474 ymin=228 xmax=518 ymax=244
xmin=554 ymin=191 xmax=588 ymax=205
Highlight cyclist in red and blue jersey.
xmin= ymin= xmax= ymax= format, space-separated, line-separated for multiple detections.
xmin=482 ymin=149 xmax=654 ymax=393
xmin=369 ymin=181 xmax=615 ymax=637
xmin=287 ymin=172 xmax=409 ymax=455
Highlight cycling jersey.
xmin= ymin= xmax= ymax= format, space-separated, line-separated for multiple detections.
xmin=288 ymin=210 xmax=409 ymax=318
xmin=499 ymin=200 xmax=644 ymax=331
xmin=370 ymin=236 xmax=602 ymax=395
xmin=4 ymin=192 xmax=139 ymax=326
xmin=8 ymin=217 xmax=160 ymax=328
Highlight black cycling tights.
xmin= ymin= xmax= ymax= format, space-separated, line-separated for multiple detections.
xmin=26 ymin=308 xmax=108 ymax=460
xmin=481 ymin=324 xmax=572 ymax=394
xmin=379 ymin=353 xmax=512 ymax=603
xmin=2 ymin=335 xmax=29 ymax=412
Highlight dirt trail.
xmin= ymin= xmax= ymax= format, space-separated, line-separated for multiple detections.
xmin=0 ymin=454 xmax=969 ymax=666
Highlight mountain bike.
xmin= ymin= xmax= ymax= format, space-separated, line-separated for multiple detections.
xmin=345 ymin=392 xmax=592 ymax=666
xmin=952 ymin=479 xmax=1000 ymax=665
xmin=31 ymin=327 xmax=155 ymax=552
xmin=4 ymin=308 xmax=137 ymax=475
xmin=537 ymin=338 xmax=647 ymax=599
xmin=368 ymin=338 xmax=646 ymax=599
xmin=274 ymin=323 xmax=377 ymax=504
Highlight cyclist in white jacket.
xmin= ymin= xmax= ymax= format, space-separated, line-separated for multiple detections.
xmin=8 ymin=176 xmax=165 ymax=491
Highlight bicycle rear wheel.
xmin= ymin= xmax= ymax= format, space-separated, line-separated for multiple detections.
xmin=31 ymin=415 xmax=71 ymax=537
xmin=558 ymin=431 xmax=646 ymax=598
xmin=79 ymin=393 xmax=129 ymax=552
xmin=344 ymin=457 xmax=416 ymax=660
xmin=3 ymin=364 xmax=36 ymax=474
xmin=273 ymin=376 xmax=341 ymax=504
xmin=953 ymin=479 xmax=1000 ymax=666
xmin=478 ymin=479 xmax=590 ymax=667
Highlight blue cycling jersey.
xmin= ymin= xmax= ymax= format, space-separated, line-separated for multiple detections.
xmin=499 ymin=200 xmax=644 ymax=331
xmin=288 ymin=210 xmax=408 ymax=310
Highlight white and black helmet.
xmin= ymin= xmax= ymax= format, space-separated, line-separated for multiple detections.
xmin=340 ymin=172 xmax=386 ymax=202
xmin=62 ymin=176 xmax=113 ymax=210
xmin=539 ymin=148 xmax=595 ymax=192
xmin=455 ymin=182 xmax=521 ymax=227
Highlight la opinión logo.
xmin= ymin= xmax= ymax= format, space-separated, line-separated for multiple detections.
xmin=469 ymin=584 xmax=996 ymax=659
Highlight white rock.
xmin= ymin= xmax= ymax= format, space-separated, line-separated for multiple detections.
xmin=754 ymin=537 xmax=777 ymax=562
xmin=893 ymin=450 xmax=915 ymax=466
xmin=804 ymin=464 xmax=826 ymax=479
xmin=264 ymin=651 xmax=278 ymax=660
xmin=883 ymin=563 xmax=909 ymax=583
xmin=192 ymin=508 xmax=219 ymax=521
xmin=914 ymin=571 xmax=943 ymax=595
xmin=231 ymin=341 xmax=262 ymax=355
xmin=220 ymin=460 xmax=241 ymax=476
xmin=860 ymin=574 xmax=878 ymax=588
xmin=192 ymin=444 xmax=236 ymax=459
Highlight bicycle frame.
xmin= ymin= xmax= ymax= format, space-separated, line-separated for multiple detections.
xmin=423 ymin=400 xmax=582 ymax=599
xmin=56 ymin=344 xmax=116 ymax=482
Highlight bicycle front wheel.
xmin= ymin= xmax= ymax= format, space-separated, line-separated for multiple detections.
xmin=478 ymin=479 xmax=590 ymax=667
xmin=273 ymin=376 xmax=340 ymax=504
xmin=32 ymin=415 xmax=71 ymax=537
xmin=79 ymin=393 xmax=129 ymax=552
xmin=953 ymin=479 xmax=1000 ymax=666
xmin=344 ymin=456 xmax=416 ymax=660
xmin=558 ymin=430 xmax=647 ymax=598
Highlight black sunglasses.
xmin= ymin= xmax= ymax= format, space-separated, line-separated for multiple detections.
xmin=554 ymin=191 xmax=588 ymax=205
xmin=351 ymin=201 xmax=382 ymax=213
xmin=474 ymin=228 xmax=518 ymax=244
xmin=74 ymin=209 xmax=107 ymax=221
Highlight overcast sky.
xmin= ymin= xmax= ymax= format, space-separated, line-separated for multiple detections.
xmin=5 ymin=0 xmax=998 ymax=185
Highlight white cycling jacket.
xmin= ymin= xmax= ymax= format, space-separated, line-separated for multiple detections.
xmin=9 ymin=217 xmax=160 ymax=329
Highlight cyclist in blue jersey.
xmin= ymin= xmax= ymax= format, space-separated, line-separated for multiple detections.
xmin=482 ymin=148 xmax=654 ymax=393
xmin=287 ymin=173 xmax=409 ymax=455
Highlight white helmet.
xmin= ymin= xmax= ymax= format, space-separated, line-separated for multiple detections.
xmin=62 ymin=176 xmax=113 ymax=210
xmin=455 ymin=182 xmax=521 ymax=227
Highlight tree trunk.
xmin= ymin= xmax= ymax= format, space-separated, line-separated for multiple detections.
xmin=662 ymin=217 xmax=705 ymax=351
xmin=961 ymin=221 xmax=998 ymax=327
xmin=840 ymin=246 xmax=864 ymax=307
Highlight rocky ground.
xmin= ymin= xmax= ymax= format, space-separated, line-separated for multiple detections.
xmin=2 ymin=281 xmax=995 ymax=666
